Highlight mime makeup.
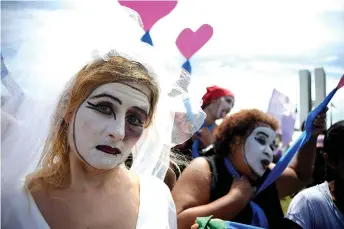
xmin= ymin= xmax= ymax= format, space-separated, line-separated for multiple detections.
xmin=243 ymin=126 xmax=276 ymax=177
xmin=70 ymin=82 xmax=150 ymax=170
xmin=215 ymin=96 xmax=234 ymax=119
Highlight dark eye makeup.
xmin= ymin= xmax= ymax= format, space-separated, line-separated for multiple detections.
xmin=86 ymin=101 xmax=147 ymax=128
xmin=86 ymin=101 xmax=116 ymax=118
xmin=126 ymin=114 xmax=144 ymax=127
xmin=255 ymin=136 xmax=267 ymax=145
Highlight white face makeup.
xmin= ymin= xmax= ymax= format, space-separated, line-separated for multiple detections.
xmin=215 ymin=96 xmax=234 ymax=119
xmin=244 ymin=126 xmax=277 ymax=177
xmin=69 ymin=82 xmax=151 ymax=170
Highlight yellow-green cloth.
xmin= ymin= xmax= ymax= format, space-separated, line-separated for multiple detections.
xmin=196 ymin=216 xmax=265 ymax=229
xmin=196 ymin=216 xmax=227 ymax=229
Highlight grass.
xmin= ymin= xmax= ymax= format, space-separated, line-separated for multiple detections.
xmin=280 ymin=196 xmax=292 ymax=214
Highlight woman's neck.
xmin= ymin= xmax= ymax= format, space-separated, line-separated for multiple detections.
xmin=68 ymin=152 xmax=126 ymax=192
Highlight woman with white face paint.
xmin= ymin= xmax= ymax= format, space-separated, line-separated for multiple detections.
xmin=1 ymin=2 xmax=205 ymax=228
xmin=2 ymin=56 xmax=170 ymax=229
xmin=173 ymin=109 xmax=327 ymax=229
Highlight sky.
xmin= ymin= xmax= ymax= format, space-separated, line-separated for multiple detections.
xmin=1 ymin=0 xmax=344 ymax=128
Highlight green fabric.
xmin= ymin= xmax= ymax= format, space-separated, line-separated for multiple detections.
xmin=196 ymin=216 xmax=227 ymax=229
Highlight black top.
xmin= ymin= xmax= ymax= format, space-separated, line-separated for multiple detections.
xmin=205 ymin=155 xmax=284 ymax=228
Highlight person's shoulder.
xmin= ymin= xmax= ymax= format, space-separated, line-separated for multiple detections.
xmin=285 ymin=182 xmax=336 ymax=229
xmin=286 ymin=183 xmax=328 ymax=216
xmin=181 ymin=156 xmax=212 ymax=178
xmin=295 ymin=183 xmax=327 ymax=204
xmin=285 ymin=190 xmax=313 ymax=229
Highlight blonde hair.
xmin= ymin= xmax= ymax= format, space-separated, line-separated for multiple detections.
xmin=26 ymin=56 xmax=159 ymax=192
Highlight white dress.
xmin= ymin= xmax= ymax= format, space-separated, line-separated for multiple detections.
xmin=2 ymin=175 xmax=177 ymax=229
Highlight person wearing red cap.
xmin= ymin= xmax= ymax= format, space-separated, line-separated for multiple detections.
xmin=194 ymin=86 xmax=235 ymax=152
xmin=201 ymin=86 xmax=235 ymax=129
xmin=171 ymin=86 xmax=235 ymax=176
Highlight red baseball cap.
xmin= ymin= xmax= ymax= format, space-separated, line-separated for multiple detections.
xmin=202 ymin=86 xmax=234 ymax=107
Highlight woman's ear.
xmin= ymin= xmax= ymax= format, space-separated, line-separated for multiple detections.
xmin=323 ymin=152 xmax=336 ymax=170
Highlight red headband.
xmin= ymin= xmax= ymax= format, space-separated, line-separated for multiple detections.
xmin=202 ymin=86 xmax=234 ymax=107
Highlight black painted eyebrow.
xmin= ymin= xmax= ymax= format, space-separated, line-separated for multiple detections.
xmin=90 ymin=93 xmax=122 ymax=105
xmin=257 ymin=131 xmax=269 ymax=138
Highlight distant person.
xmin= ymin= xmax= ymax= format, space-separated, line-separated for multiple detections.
xmin=173 ymin=86 xmax=235 ymax=161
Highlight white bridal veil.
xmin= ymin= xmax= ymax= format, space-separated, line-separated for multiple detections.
xmin=1 ymin=0 xmax=205 ymax=199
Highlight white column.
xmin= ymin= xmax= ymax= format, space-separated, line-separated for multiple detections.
xmin=299 ymin=70 xmax=312 ymax=128
xmin=314 ymin=68 xmax=326 ymax=107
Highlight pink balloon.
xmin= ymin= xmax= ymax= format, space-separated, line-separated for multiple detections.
xmin=337 ymin=74 xmax=344 ymax=89
xmin=119 ymin=0 xmax=178 ymax=31
xmin=176 ymin=24 xmax=213 ymax=59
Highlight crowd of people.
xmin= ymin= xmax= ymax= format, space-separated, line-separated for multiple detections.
xmin=3 ymin=67 xmax=342 ymax=228
xmin=1 ymin=3 xmax=343 ymax=229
